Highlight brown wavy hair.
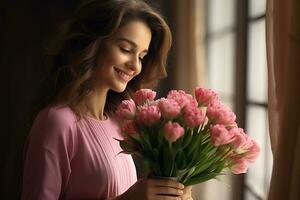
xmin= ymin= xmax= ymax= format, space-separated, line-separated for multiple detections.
xmin=31 ymin=0 xmax=172 ymax=121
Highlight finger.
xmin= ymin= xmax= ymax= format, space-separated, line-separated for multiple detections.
xmin=183 ymin=186 xmax=192 ymax=195
xmin=181 ymin=192 xmax=193 ymax=200
xmin=152 ymin=186 xmax=184 ymax=196
xmin=184 ymin=186 xmax=192 ymax=192
xmin=155 ymin=195 xmax=182 ymax=200
xmin=151 ymin=179 xmax=185 ymax=189
xmin=180 ymin=187 xmax=193 ymax=200
xmin=181 ymin=196 xmax=193 ymax=200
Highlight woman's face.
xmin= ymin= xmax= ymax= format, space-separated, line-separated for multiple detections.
xmin=93 ymin=20 xmax=152 ymax=93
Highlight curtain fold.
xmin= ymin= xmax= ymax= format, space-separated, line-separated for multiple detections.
xmin=170 ymin=0 xmax=205 ymax=94
xmin=266 ymin=0 xmax=300 ymax=199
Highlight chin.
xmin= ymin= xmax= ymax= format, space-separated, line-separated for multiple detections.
xmin=111 ymin=85 xmax=127 ymax=93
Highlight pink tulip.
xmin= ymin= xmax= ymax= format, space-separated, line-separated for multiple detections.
xmin=229 ymin=127 xmax=248 ymax=149
xmin=207 ymin=102 xmax=237 ymax=126
xmin=163 ymin=121 xmax=185 ymax=142
xmin=229 ymin=129 xmax=255 ymax=159
xmin=244 ymin=140 xmax=260 ymax=163
xmin=230 ymin=158 xmax=249 ymax=174
xmin=210 ymin=124 xmax=235 ymax=146
xmin=167 ymin=90 xmax=198 ymax=108
xmin=136 ymin=105 xmax=161 ymax=125
xmin=183 ymin=105 xmax=205 ymax=127
xmin=195 ymin=87 xmax=219 ymax=106
xmin=122 ymin=120 xmax=139 ymax=136
xmin=133 ymin=89 xmax=156 ymax=105
xmin=158 ymin=98 xmax=181 ymax=119
xmin=116 ymin=99 xmax=136 ymax=120
xmin=185 ymin=93 xmax=198 ymax=108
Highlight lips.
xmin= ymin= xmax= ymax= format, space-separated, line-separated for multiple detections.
xmin=114 ymin=68 xmax=133 ymax=82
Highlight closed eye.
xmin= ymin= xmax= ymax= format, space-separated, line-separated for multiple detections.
xmin=120 ymin=46 xmax=146 ymax=62
xmin=120 ymin=47 xmax=131 ymax=53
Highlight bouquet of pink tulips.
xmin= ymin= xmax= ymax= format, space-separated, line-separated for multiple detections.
xmin=115 ymin=87 xmax=260 ymax=186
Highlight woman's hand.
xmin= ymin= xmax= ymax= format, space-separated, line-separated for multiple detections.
xmin=181 ymin=186 xmax=193 ymax=200
xmin=120 ymin=178 xmax=186 ymax=200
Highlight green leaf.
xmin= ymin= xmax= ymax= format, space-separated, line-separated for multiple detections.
xmin=152 ymin=148 xmax=159 ymax=160
xmin=161 ymin=141 xmax=175 ymax=176
xmin=183 ymin=173 xmax=219 ymax=186
xmin=191 ymin=157 xmax=217 ymax=176
xmin=127 ymin=135 xmax=142 ymax=146
xmin=181 ymin=166 xmax=196 ymax=183
xmin=175 ymin=149 xmax=186 ymax=169
xmin=119 ymin=140 xmax=134 ymax=151
xmin=181 ymin=129 xmax=194 ymax=149
xmin=186 ymin=132 xmax=202 ymax=156
xmin=173 ymin=134 xmax=185 ymax=149
xmin=139 ymin=132 xmax=153 ymax=156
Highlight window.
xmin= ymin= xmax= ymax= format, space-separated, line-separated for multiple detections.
xmin=205 ymin=0 xmax=237 ymax=199
xmin=205 ymin=0 xmax=272 ymax=199
xmin=206 ymin=0 xmax=236 ymax=108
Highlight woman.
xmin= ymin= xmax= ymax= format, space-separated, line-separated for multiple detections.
xmin=22 ymin=0 xmax=193 ymax=199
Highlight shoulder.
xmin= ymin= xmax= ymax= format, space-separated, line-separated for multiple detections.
xmin=30 ymin=104 xmax=79 ymax=141
xmin=25 ymin=105 xmax=79 ymax=166
xmin=37 ymin=104 xmax=77 ymax=129
xmin=29 ymin=104 xmax=79 ymax=151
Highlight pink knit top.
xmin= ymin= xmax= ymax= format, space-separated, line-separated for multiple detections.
xmin=22 ymin=105 xmax=137 ymax=199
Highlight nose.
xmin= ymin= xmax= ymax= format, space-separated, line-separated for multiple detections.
xmin=126 ymin=55 xmax=141 ymax=71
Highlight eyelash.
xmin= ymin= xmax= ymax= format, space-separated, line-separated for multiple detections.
xmin=120 ymin=47 xmax=130 ymax=53
xmin=120 ymin=47 xmax=144 ymax=62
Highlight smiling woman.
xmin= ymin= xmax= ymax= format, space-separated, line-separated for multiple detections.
xmin=92 ymin=20 xmax=152 ymax=94
xmin=30 ymin=0 xmax=172 ymax=120
xmin=21 ymin=0 xmax=193 ymax=200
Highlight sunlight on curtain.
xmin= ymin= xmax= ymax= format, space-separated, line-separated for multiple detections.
xmin=247 ymin=20 xmax=268 ymax=103
xmin=246 ymin=106 xmax=272 ymax=198
xmin=245 ymin=1 xmax=272 ymax=199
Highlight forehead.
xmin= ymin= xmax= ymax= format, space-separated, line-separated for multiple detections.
xmin=112 ymin=20 xmax=152 ymax=50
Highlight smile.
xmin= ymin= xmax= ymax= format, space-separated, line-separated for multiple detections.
xmin=114 ymin=68 xmax=132 ymax=82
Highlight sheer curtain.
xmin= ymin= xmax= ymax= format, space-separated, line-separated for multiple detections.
xmin=168 ymin=0 xmax=205 ymax=93
xmin=266 ymin=0 xmax=300 ymax=199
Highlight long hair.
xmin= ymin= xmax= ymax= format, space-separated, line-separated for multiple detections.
xmin=31 ymin=0 xmax=172 ymax=122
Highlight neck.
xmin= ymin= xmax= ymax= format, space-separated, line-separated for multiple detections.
xmin=82 ymin=88 xmax=109 ymax=120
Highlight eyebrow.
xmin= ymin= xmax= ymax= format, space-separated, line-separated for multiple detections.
xmin=117 ymin=38 xmax=148 ymax=53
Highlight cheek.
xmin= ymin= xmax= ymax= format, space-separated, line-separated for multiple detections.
xmin=98 ymin=48 xmax=120 ymax=67
xmin=106 ymin=48 xmax=127 ymax=66
xmin=132 ymin=65 xmax=142 ymax=78
xmin=138 ymin=66 xmax=143 ymax=75
xmin=137 ymin=63 xmax=144 ymax=74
